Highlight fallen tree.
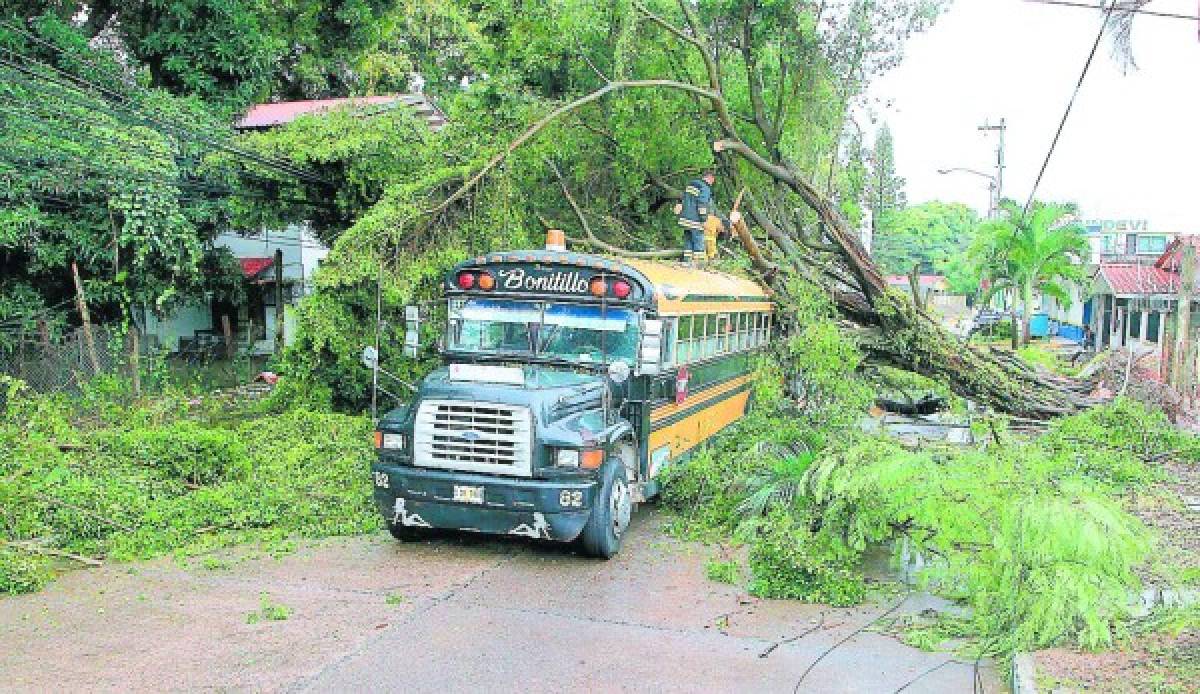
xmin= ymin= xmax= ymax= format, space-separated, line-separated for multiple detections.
xmin=403 ymin=2 xmax=1097 ymax=418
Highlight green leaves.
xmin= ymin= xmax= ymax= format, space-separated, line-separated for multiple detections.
xmin=663 ymin=395 xmax=1192 ymax=655
xmin=0 ymin=383 xmax=378 ymax=589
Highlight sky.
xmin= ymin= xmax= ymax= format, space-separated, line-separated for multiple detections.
xmin=866 ymin=0 xmax=1200 ymax=233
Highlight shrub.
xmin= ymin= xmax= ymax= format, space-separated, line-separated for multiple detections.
xmin=0 ymin=548 xmax=52 ymax=595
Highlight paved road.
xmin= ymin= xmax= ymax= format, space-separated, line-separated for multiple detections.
xmin=1 ymin=511 xmax=1002 ymax=693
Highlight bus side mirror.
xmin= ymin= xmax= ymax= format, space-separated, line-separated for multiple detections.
xmin=404 ymin=305 xmax=420 ymax=358
xmin=639 ymin=319 xmax=663 ymax=376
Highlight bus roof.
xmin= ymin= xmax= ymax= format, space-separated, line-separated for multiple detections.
xmin=450 ymin=250 xmax=771 ymax=315
xmin=618 ymin=257 xmax=771 ymax=315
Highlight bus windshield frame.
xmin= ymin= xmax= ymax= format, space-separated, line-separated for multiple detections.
xmin=446 ymin=298 xmax=641 ymax=366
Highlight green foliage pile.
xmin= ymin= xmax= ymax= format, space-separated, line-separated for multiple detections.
xmin=662 ymin=392 xmax=1197 ymax=655
xmin=1016 ymin=343 xmax=1070 ymax=375
xmin=0 ymin=376 xmax=377 ymax=595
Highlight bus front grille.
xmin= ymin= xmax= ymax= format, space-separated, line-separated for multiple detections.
xmin=413 ymin=400 xmax=533 ymax=477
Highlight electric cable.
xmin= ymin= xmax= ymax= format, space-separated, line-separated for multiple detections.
xmin=0 ymin=23 xmax=334 ymax=185
xmin=1024 ymin=1 xmax=1117 ymax=213
xmin=0 ymin=41 xmax=334 ymax=187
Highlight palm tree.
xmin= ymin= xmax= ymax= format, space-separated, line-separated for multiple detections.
xmin=969 ymin=200 xmax=1090 ymax=347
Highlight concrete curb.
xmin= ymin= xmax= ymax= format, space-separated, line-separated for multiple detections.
xmin=1011 ymin=653 xmax=1038 ymax=694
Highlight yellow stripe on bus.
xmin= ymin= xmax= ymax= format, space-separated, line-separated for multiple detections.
xmin=648 ymin=389 xmax=752 ymax=458
xmin=650 ymin=374 xmax=752 ymax=424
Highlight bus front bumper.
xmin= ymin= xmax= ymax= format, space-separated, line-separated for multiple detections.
xmin=371 ymin=463 xmax=597 ymax=542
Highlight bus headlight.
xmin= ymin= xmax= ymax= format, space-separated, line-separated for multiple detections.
xmin=555 ymin=448 xmax=603 ymax=469
xmin=378 ymin=433 xmax=406 ymax=450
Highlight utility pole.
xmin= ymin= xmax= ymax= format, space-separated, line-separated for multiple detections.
xmin=1172 ymin=242 xmax=1196 ymax=398
xmin=979 ymin=118 xmax=1006 ymax=214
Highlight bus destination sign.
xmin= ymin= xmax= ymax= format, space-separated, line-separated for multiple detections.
xmin=497 ymin=267 xmax=591 ymax=293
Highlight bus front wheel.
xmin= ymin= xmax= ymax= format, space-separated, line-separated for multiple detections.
xmin=579 ymin=461 xmax=632 ymax=559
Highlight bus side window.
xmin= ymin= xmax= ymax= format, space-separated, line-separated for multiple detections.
xmin=750 ymin=313 xmax=762 ymax=348
xmin=716 ymin=313 xmax=729 ymax=354
xmin=756 ymin=313 xmax=767 ymax=346
xmin=736 ymin=312 xmax=747 ymax=351
xmin=703 ymin=314 xmax=717 ymax=358
xmin=661 ymin=318 xmax=677 ymax=368
xmin=676 ymin=315 xmax=693 ymax=364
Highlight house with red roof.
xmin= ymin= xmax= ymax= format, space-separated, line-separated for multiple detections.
xmin=884 ymin=274 xmax=950 ymax=294
xmin=1087 ymin=235 xmax=1200 ymax=354
xmin=142 ymin=95 xmax=443 ymax=355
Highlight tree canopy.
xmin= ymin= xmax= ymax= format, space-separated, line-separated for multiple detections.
xmin=872 ymin=201 xmax=980 ymax=294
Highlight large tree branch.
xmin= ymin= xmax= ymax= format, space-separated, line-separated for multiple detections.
xmin=633 ymin=0 xmax=736 ymax=135
xmin=416 ymin=79 xmax=722 ymax=226
xmin=546 ymin=159 xmax=680 ymax=259
xmin=739 ymin=2 xmax=780 ymax=156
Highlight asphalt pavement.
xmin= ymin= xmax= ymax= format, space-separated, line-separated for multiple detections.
xmin=0 ymin=509 xmax=1003 ymax=693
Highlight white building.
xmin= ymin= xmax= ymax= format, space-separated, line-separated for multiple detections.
xmin=141 ymin=224 xmax=327 ymax=355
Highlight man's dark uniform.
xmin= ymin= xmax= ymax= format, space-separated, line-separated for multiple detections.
xmin=677 ymin=177 xmax=714 ymax=262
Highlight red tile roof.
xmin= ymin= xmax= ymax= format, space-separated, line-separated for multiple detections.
xmin=239 ymin=257 xmax=274 ymax=278
xmin=235 ymin=94 xmax=446 ymax=129
xmin=1095 ymin=263 xmax=1178 ymax=296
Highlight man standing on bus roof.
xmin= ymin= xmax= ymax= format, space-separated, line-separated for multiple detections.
xmin=676 ymin=170 xmax=741 ymax=265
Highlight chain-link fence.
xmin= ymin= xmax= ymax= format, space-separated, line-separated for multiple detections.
xmin=0 ymin=325 xmax=126 ymax=395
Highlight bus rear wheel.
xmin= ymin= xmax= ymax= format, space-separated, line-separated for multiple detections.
xmin=579 ymin=461 xmax=632 ymax=559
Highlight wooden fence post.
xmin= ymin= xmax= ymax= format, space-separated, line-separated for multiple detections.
xmin=71 ymin=262 xmax=101 ymax=375
xmin=221 ymin=314 xmax=233 ymax=360
xmin=129 ymin=327 xmax=141 ymax=398
xmin=274 ymin=249 xmax=285 ymax=354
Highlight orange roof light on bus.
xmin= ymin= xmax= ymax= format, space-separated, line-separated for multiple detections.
xmin=589 ymin=277 xmax=607 ymax=297
xmin=477 ymin=272 xmax=496 ymax=290
xmin=545 ymin=228 xmax=566 ymax=252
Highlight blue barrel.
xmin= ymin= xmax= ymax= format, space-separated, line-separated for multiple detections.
xmin=1029 ymin=313 xmax=1050 ymax=338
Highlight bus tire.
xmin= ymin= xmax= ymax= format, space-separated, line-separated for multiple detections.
xmin=579 ymin=461 xmax=632 ymax=559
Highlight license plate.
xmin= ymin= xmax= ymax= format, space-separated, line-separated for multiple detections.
xmin=453 ymin=485 xmax=484 ymax=504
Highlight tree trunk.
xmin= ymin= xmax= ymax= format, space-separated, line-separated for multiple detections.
xmin=1009 ymin=289 xmax=1019 ymax=351
xmin=1021 ymin=282 xmax=1034 ymax=346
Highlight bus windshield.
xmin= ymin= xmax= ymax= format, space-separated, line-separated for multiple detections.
xmin=448 ymin=299 xmax=640 ymax=365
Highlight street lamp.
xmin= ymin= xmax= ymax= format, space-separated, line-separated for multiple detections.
xmin=937 ymin=167 xmax=999 ymax=218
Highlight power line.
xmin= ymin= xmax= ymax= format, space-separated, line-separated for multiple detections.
xmin=1 ymin=151 xmax=336 ymax=210
xmin=0 ymin=100 xmax=336 ymax=209
xmin=0 ymin=18 xmax=334 ymax=185
xmin=0 ymin=39 xmax=334 ymax=187
xmin=1024 ymin=0 xmax=1200 ymax=21
xmin=1024 ymin=1 xmax=1117 ymax=213
xmin=0 ymin=98 xmax=327 ymax=201
xmin=213 ymin=233 xmax=331 ymax=251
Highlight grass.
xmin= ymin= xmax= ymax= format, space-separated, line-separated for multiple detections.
xmin=245 ymin=594 xmax=292 ymax=624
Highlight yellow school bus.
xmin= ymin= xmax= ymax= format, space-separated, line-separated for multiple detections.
xmin=372 ymin=236 xmax=773 ymax=557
